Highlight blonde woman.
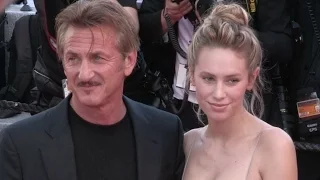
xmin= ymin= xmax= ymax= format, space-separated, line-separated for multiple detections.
xmin=183 ymin=3 xmax=297 ymax=180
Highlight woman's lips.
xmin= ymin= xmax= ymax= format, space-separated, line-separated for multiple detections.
xmin=209 ymin=102 xmax=228 ymax=112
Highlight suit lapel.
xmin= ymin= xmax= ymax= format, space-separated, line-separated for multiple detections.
xmin=39 ymin=97 xmax=77 ymax=180
xmin=124 ymin=97 xmax=162 ymax=180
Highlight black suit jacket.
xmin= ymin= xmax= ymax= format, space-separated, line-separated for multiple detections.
xmin=0 ymin=96 xmax=185 ymax=180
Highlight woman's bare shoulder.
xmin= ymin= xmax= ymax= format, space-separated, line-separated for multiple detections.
xmin=256 ymin=125 xmax=297 ymax=179
xmin=258 ymin=125 xmax=294 ymax=151
xmin=255 ymin=119 xmax=293 ymax=148
xmin=183 ymin=127 xmax=204 ymax=152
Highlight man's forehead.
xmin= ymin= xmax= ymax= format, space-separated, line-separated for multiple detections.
xmin=64 ymin=26 xmax=117 ymax=46
xmin=65 ymin=25 xmax=116 ymax=41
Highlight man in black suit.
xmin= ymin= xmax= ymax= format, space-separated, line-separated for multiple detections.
xmin=0 ymin=0 xmax=185 ymax=179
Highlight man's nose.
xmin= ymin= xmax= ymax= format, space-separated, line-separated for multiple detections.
xmin=78 ymin=60 xmax=94 ymax=81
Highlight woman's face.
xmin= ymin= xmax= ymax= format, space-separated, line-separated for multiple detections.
xmin=192 ymin=47 xmax=258 ymax=123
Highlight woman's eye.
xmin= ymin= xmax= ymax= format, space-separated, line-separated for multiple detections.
xmin=227 ymin=79 xmax=239 ymax=84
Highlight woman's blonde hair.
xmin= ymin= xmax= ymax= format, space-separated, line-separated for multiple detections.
xmin=188 ymin=2 xmax=265 ymax=118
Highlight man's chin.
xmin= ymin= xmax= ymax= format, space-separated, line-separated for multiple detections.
xmin=73 ymin=94 xmax=102 ymax=107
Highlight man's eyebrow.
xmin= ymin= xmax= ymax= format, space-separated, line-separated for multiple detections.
xmin=65 ymin=50 xmax=78 ymax=56
xmin=88 ymin=50 xmax=113 ymax=59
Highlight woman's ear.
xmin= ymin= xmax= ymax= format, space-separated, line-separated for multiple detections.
xmin=188 ymin=69 xmax=195 ymax=86
xmin=190 ymin=75 xmax=194 ymax=86
xmin=247 ymin=67 xmax=260 ymax=91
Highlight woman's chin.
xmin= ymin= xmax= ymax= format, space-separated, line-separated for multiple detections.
xmin=206 ymin=111 xmax=232 ymax=123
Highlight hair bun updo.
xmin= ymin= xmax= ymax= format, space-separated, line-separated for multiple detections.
xmin=206 ymin=3 xmax=250 ymax=27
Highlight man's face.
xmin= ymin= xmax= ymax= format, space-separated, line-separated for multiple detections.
xmin=62 ymin=26 xmax=136 ymax=107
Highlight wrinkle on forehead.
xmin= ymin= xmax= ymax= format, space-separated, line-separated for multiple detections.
xmin=64 ymin=25 xmax=118 ymax=55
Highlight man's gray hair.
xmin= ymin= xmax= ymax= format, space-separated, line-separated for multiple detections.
xmin=55 ymin=0 xmax=140 ymax=60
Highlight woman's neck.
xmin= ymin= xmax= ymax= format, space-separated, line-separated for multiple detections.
xmin=206 ymin=108 xmax=255 ymax=143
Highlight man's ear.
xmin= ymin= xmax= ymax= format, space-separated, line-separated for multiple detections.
xmin=62 ymin=60 xmax=74 ymax=92
xmin=124 ymin=51 xmax=137 ymax=77
xmin=247 ymin=67 xmax=260 ymax=91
